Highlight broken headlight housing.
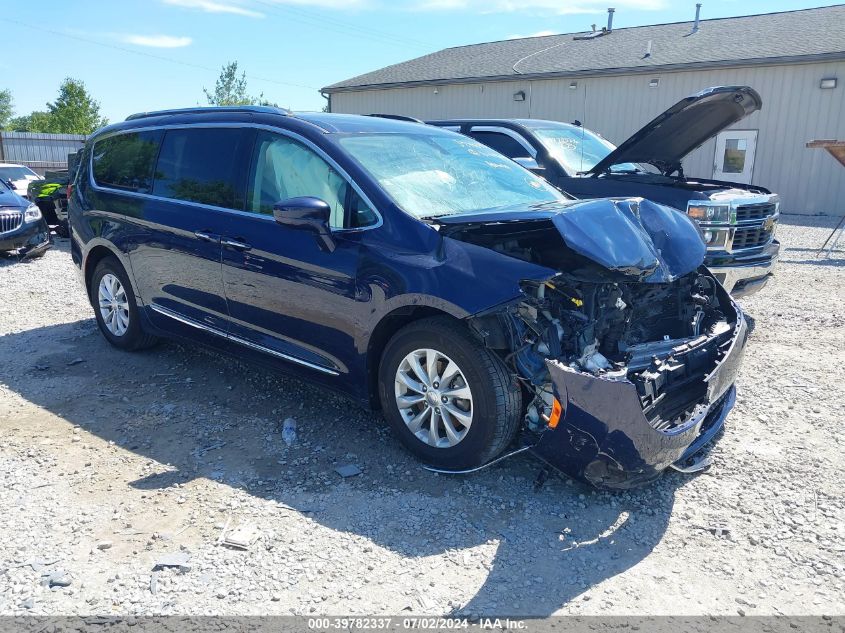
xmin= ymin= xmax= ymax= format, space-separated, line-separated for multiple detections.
xmin=687 ymin=202 xmax=731 ymax=224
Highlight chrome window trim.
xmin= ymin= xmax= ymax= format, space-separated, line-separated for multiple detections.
xmin=148 ymin=303 xmax=339 ymax=376
xmin=88 ymin=122 xmax=383 ymax=233
xmin=468 ymin=125 xmax=538 ymax=158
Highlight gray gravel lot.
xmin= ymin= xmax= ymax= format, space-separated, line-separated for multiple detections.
xmin=0 ymin=215 xmax=843 ymax=616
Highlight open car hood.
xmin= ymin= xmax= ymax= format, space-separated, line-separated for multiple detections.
xmin=436 ymin=198 xmax=706 ymax=283
xmin=587 ymin=86 xmax=762 ymax=176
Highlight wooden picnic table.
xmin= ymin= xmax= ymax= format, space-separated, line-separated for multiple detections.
xmin=806 ymin=140 xmax=845 ymax=256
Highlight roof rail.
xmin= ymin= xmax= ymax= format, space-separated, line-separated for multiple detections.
xmin=125 ymin=105 xmax=292 ymax=121
xmin=366 ymin=113 xmax=424 ymax=124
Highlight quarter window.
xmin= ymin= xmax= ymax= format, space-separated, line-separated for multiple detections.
xmin=152 ymin=128 xmax=251 ymax=209
xmin=92 ymin=130 xmax=163 ymax=193
xmin=247 ymin=131 xmax=377 ymax=229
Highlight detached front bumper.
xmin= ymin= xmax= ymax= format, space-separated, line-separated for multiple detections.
xmin=706 ymin=239 xmax=780 ymax=299
xmin=0 ymin=218 xmax=52 ymax=256
xmin=530 ymin=308 xmax=748 ymax=490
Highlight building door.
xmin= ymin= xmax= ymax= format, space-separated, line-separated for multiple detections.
xmin=713 ymin=130 xmax=757 ymax=184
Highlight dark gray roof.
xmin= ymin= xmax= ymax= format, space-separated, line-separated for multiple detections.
xmin=324 ymin=5 xmax=845 ymax=92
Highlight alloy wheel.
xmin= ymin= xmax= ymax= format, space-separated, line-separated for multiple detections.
xmin=394 ymin=348 xmax=473 ymax=448
xmin=98 ymin=273 xmax=130 ymax=337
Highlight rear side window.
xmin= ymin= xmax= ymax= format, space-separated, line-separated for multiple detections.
xmin=469 ymin=130 xmax=530 ymax=159
xmin=92 ymin=130 xmax=163 ymax=193
xmin=153 ymin=128 xmax=252 ymax=209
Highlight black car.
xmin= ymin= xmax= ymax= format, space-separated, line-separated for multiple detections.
xmin=28 ymin=152 xmax=80 ymax=238
xmin=0 ymin=179 xmax=51 ymax=258
xmin=69 ymin=107 xmax=747 ymax=489
xmin=429 ymin=86 xmax=780 ymax=299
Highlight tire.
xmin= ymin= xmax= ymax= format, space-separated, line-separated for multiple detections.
xmin=90 ymin=256 xmax=158 ymax=351
xmin=378 ymin=316 xmax=522 ymax=469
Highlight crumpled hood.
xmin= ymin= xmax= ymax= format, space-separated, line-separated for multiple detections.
xmin=550 ymin=198 xmax=706 ymax=281
xmin=436 ymin=197 xmax=706 ymax=283
xmin=588 ymin=86 xmax=762 ymax=176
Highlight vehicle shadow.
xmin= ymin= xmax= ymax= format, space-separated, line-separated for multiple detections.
xmin=778 ymin=256 xmax=844 ymax=267
xmin=0 ymin=319 xmax=691 ymax=616
xmin=0 ymin=249 xmax=45 ymax=266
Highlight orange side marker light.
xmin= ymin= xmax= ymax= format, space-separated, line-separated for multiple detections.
xmin=548 ymin=398 xmax=563 ymax=428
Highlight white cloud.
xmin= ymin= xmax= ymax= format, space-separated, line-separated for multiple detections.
xmin=414 ymin=0 xmax=665 ymax=14
xmin=507 ymin=30 xmax=556 ymax=39
xmin=121 ymin=34 xmax=193 ymax=48
xmin=161 ymin=0 xmax=265 ymax=18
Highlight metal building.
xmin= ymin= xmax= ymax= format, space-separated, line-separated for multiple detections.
xmin=323 ymin=5 xmax=845 ymax=215
xmin=0 ymin=132 xmax=86 ymax=175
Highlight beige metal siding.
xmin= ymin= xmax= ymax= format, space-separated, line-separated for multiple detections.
xmin=332 ymin=61 xmax=845 ymax=215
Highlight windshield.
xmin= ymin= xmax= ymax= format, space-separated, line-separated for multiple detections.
xmin=531 ymin=126 xmax=641 ymax=174
xmin=338 ymin=132 xmax=566 ymax=218
xmin=0 ymin=166 xmax=39 ymax=180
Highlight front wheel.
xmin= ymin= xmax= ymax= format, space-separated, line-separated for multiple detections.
xmin=378 ymin=316 xmax=522 ymax=470
xmin=90 ymin=256 xmax=158 ymax=351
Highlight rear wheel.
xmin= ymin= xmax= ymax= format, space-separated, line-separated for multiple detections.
xmin=90 ymin=256 xmax=158 ymax=351
xmin=378 ymin=316 xmax=522 ymax=469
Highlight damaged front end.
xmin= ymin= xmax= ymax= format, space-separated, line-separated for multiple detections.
xmin=517 ymin=270 xmax=744 ymax=489
xmin=447 ymin=198 xmax=748 ymax=489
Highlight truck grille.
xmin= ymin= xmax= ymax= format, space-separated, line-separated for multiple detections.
xmin=735 ymin=202 xmax=776 ymax=222
xmin=0 ymin=210 xmax=22 ymax=234
xmin=733 ymin=225 xmax=773 ymax=250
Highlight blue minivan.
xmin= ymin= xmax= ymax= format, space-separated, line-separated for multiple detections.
xmin=69 ymin=107 xmax=747 ymax=489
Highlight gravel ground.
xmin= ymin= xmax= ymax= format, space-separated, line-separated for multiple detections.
xmin=0 ymin=216 xmax=843 ymax=617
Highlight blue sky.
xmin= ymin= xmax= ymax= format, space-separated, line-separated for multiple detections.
xmin=1 ymin=0 xmax=833 ymax=122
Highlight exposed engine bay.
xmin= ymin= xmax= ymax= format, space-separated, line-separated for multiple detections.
xmin=498 ymin=271 xmax=734 ymax=434
xmin=438 ymin=197 xmax=745 ymax=487
xmin=450 ymin=204 xmax=739 ymax=437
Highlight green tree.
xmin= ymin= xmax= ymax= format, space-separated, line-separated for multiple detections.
xmin=0 ymin=89 xmax=12 ymax=128
xmin=44 ymin=78 xmax=107 ymax=134
xmin=204 ymin=61 xmax=271 ymax=106
xmin=8 ymin=111 xmax=52 ymax=132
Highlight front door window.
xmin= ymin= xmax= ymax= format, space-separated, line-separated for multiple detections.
xmin=247 ymin=131 xmax=376 ymax=229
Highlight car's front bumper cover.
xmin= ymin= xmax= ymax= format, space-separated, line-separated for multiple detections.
xmin=530 ymin=309 xmax=748 ymax=489
xmin=0 ymin=218 xmax=51 ymax=255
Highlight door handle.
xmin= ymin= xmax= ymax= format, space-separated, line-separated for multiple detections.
xmin=194 ymin=231 xmax=219 ymax=242
xmin=221 ymin=237 xmax=252 ymax=251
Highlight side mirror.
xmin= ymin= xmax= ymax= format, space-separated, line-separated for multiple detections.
xmin=6 ymin=179 xmax=16 ymax=189
xmin=513 ymin=157 xmax=544 ymax=173
xmin=273 ymin=196 xmax=336 ymax=252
